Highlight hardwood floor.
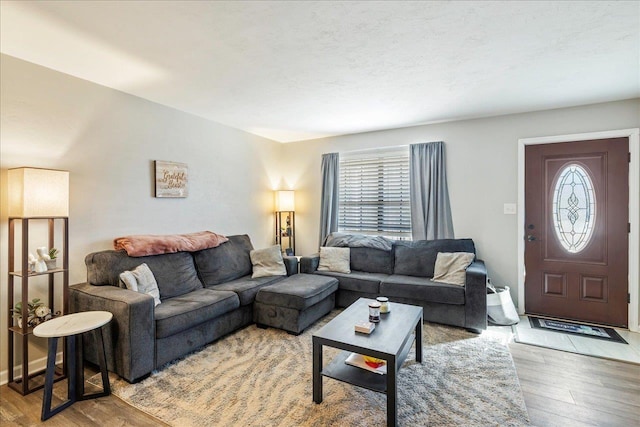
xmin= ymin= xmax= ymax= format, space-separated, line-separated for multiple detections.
xmin=510 ymin=342 xmax=640 ymax=427
xmin=1 ymin=343 xmax=639 ymax=426
xmin=0 ymin=376 xmax=164 ymax=427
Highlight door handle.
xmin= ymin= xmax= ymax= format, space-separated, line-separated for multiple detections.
xmin=526 ymin=234 xmax=536 ymax=241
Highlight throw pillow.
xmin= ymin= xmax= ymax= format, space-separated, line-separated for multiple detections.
xmin=432 ymin=252 xmax=475 ymax=285
xmin=318 ymin=247 xmax=351 ymax=274
xmin=250 ymin=245 xmax=287 ymax=278
xmin=119 ymin=263 xmax=162 ymax=306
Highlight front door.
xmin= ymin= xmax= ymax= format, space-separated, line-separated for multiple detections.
xmin=524 ymin=138 xmax=629 ymax=327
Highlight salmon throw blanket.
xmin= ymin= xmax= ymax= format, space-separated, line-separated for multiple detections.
xmin=114 ymin=231 xmax=229 ymax=257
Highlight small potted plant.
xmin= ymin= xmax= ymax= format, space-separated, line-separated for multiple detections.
xmin=45 ymin=248 xmax=58 ymax=270
xmin=11 ymin=298 xmax=47 ymax=328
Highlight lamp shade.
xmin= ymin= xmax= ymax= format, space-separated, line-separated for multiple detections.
xmin=275 ymin=190 xmax=295 ymax=212
xmin=8 ymin=167 xmax=69 ymax=217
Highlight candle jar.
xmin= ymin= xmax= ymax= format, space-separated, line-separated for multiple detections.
xmin=368 ymin=302 xmax=381 ymax=323
xmin=377 ymin=297 xmax=390 ymax=314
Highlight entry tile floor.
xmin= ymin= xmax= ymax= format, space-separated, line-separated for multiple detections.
xmin=486 ymin=316 xmax=640 ymax=364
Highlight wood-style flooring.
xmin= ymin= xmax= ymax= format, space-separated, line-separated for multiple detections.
xmin=1 ymin=343 xmax=639 ymax=426
xmin=510 ymin=342 xmax=640 ymax=427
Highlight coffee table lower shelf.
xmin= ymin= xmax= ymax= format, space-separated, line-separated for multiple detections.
xmin=321 ymin=333 xmax=414 ymax=393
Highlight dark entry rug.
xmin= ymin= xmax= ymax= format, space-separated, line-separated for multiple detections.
xmin=529 ymin=316 xmax=628 ymax=344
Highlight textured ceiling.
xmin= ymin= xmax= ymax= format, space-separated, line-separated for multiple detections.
xmin=1 ymin=1 xmax=639 ymax=142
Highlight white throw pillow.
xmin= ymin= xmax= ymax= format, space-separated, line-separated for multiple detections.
xmin=318 ymin=247 xmax=351 ymax=274
xmin=250 ymin=245 xmax=287 ymax=278
xmin=432 ymin=252 xmax=475 ymax=286
xmin=119 ymin=263 xmax=161 ymax=306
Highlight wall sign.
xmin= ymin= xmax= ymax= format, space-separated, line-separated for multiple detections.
xmin=154 ymin=160 xmax=188 ymax=198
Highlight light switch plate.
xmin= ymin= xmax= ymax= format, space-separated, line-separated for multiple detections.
xmin=503 ymin=203 xmax=517 ymax=215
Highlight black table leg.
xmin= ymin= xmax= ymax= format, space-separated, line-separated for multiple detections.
xmin=312 ymin=338 xmax=323 ymax=404
xmin=416 ymin=315 xmax=423 ymax=363
xmin=386 ymin=354 xmax=397 ymax=427
xmin=40 ymin=327 xmax=111 ymax=420
xmin=41 ymin=336 xmax=76 ymax=421
xmin=76 ymin=333 xmax=84 ymax=397
xmin=81 ymin=327 xmax=110 ymax=399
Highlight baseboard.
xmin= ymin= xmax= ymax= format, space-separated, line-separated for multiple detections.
xmin=0 ymin=351 xmax=64 ymax=386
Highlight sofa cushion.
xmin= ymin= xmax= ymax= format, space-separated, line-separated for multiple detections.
xmin=85 ymin=250 xmax=203 ymax=299
xmin=433 ymin=252 xmax=475 ymax=285
xmin=324 ymin=233 xmax=394 ymax=274
xmin=154 ymin=289 xmax=240 ymax=338
xmin=119 ymin=263 xmax=161 ymax=306
xmin=314 ymin=270 xmax=387 ymax=294
xmin=194 ymin=234 xmax=254 ymax=286
xmin=255 ymin=274 xmax=338 ymax=310
xmin=318 ymin=247 xmax=351 ymax=273
xmin=350 ymin=247 xmax=394 ymax=275
xmin=380 ymin=275 xmax=465 ymax=305
xmin=209 ymin=275 xmax=285 ymax=306
xmin=250 ymin=245 xmax=287 ymax=278
xmin=393 ymin=239 xmax=476 ymax=278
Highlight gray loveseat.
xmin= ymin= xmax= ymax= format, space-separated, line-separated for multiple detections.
xmin=69 ymin=235 xmax=297 ymax=383
xmin=300 ymin=233 xmax=487 ymax=332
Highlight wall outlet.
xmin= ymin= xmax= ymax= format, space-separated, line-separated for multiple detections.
xmin=503 ymin=203 xmax=517 ymax=215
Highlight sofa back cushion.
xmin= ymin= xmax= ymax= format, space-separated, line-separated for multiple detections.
xmin=193 ymin=234 xmax=254 ymax=286
xmin=324 ymin=233 xmax=394 ymax=274
xmin=349 ymin=247 xmax=394 ymax=275
xmin=85 ymin=250 xmax=202 ymax=299
xmin=393 ymin=238 xmax=476 ymax=278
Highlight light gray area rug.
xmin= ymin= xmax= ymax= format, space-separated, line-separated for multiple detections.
xmin=91 ymin=311 xmax=530 ymax=426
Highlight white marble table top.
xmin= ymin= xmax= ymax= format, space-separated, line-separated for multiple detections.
xmin=33 ymin=311 xmax=113 ymax=338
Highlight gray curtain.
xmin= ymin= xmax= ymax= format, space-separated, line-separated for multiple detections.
xmin=410 ymin=142 xmax=454 ymax=240
xmin=319 ymin=152 xmax=339 ymax=247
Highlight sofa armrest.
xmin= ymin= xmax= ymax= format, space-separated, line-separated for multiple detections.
xmin=69 ymin=283 xmax=155 ymax=382
xmin=283 ymin=256 xmax=299 ymax=276
xmin=300 ymin=254 xmax=320 ymax=274
xmin=464 ymin=260 xmax=488 ymax=331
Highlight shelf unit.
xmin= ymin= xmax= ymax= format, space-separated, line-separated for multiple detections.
xmin=321 ymin=334 xmax=414 ymax=393
xmin=7 ymin=217 xmax=69 ymax=395
xmin=275 ymin=211 xmax=296 ymax=255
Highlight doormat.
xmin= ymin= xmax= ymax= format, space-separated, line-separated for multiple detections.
xmin=529 ymin=316 xmax=628 ymax=344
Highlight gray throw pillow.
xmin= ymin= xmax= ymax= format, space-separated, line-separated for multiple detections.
xmin=432 ymin=252 xmax=475 ymax=285
xmin=119 ymin=263 xmax=161 ymax=306
xmin=250 ymin=245 xmax=287 ymax=278
xmin=317 ymin=247 xmax=351 ymax=274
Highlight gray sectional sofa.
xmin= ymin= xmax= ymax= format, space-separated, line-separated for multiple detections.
xmin=300 ymin=234 xmax=487 ymax=332
xmin=69 ymin=235 xmax=297 ymax=383
xmin=70 ymin=231 xmax=487 ymax=383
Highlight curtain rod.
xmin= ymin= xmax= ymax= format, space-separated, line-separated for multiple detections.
xmin=340 ymin=144 xmax=409 ymax=155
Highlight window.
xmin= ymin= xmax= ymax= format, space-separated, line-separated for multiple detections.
xmin=338 ymin=147 xmax=411 ymax=239
xmin=552 ymin=163 xmax=596 ymax=253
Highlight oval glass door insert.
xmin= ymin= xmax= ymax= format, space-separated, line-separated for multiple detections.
xmin=552 ymin=163 xmax=596 ymax=253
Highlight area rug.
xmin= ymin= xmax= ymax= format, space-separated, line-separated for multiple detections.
xmin=90 ymin=311 xmax=530 ymax=426
xmin=528 ymin=316 xmax=628 ymax=343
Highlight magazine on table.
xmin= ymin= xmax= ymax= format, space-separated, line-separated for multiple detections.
xmin=344 ymin=353 xmax=387 ymax=375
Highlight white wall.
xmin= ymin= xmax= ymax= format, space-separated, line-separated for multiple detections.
xmin=284 ymin=98 xmax=640 ymax=307
xmin=0 ymin=55 xmax=285 ymax=381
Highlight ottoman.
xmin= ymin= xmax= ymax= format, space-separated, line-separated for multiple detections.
xmin=254 ymin=274 xmax=339 ymax=335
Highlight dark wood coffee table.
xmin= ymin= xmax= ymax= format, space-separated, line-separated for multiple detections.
xmin=312 ymin=298 xmax=423 ymax=427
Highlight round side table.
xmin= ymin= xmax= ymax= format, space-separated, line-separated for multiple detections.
xmin=33 ymin=311 xmax=112 ymax=421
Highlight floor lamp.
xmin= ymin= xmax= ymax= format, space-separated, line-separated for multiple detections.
xmin=275 ymin=190 xmax=295 ymax=255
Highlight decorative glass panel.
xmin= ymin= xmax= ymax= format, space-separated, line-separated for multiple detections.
xmin=552 ymin=164 xmax=596 ymax=253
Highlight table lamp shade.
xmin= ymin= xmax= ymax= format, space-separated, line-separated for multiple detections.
xmin=275 ymin=190 xmax=295 ymax=212
xmin=8 ymin=168 xmax=69 ymax=217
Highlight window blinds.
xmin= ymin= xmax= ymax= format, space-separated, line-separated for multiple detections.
xmin=338 ymin=148 xmax=411 ymax=239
